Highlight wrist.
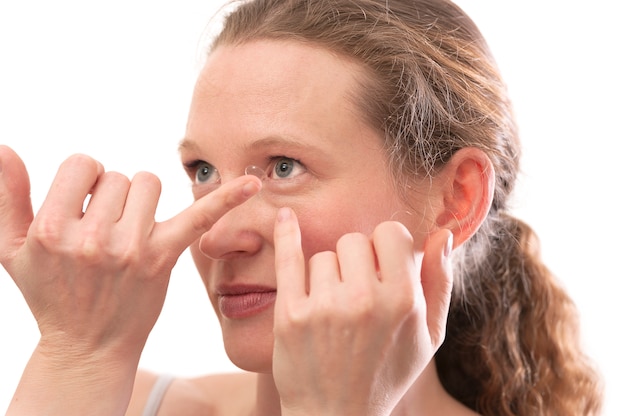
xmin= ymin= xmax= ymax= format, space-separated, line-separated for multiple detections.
xmin=6 ymin=339 xmax=141 ymax=416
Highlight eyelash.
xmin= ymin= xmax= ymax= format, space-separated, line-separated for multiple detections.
xmin=183 ymin=156 xmax=306 ymax=187
xmin=266 ymin=156 xmax=305 ymax=180
xmin=183 ymin=160 xmax=220 ymax=185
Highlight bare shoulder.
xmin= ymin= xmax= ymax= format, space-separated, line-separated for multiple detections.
xmin=126 ymin=370 xmax=159 ymax=416
xmin=125 ymin=369 xmax=256 ymax=416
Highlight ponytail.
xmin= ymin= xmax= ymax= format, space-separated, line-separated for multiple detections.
xmin=436 ymin=212 xmax=603 ymax=415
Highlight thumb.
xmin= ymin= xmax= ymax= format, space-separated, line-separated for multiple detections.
xmin=420 ymin=228 xmax=454 ymax=349
xmin=0 ymin=145 xmax=34 ymax=265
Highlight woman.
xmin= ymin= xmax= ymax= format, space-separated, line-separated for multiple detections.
xmin=0 ymin=0 xmax=603 ymax=415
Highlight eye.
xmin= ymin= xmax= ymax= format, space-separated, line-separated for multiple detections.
xmin=196 ymin=162 xmax=219 ymax=184
xmin=184 ymin=160 xmax=220 ymax=185
xmin=269 ymin=157 xmax=305 ymax=180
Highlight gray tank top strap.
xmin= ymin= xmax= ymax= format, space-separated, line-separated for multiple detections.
xmin=141 ymin=374 xmax=175 ymax=416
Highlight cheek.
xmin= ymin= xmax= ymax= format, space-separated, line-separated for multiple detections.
xmin=294 ymin=201 xmax=388 ymax=259
xmin=293 ymin=192 xmax=433 ymax=258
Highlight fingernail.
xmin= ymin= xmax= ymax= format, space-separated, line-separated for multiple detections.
xmin=277 ymin=207 xmax=292 ymax=223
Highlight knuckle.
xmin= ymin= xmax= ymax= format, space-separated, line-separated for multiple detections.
xmin=393 ymin=290 xmax=419 ymax=320
xmin=113 ymin=239 xmax=142 ymax=267
xmin=275 ymin=304 xmax=309 ymax=333
xmin=75 ymin=227 xmax=106 ymax=263
xmin=311 ymin=296 xmax=336 ymax=320
xmin=77 ymin=230 xmax=148 ymax=270
xmin=77 ymin=236 xmax=103 ymax=263
xmin=350 ymin=295 xmax=377 ymax=320
xmin=29 ymin=216 xmax=63 ymax=249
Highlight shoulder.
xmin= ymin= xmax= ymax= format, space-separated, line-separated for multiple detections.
xmin=125 ymin=370 xmax=257 ymax=416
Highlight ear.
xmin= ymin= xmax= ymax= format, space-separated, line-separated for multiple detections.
xmin=434 ymin=147 xmax=495 ymax=248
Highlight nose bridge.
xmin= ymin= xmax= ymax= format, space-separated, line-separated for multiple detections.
xmin=198 ymin=192 xmax=272 ymax=260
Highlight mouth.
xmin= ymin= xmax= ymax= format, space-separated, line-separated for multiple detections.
xmin=216 ymin=285 xmax=277 ymax=320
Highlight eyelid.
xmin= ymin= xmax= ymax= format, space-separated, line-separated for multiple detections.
xmin=182 ymin=159 xmax=204 ymax=173
xmin=182 ymin=155 xmax=307 ymax=200
xmin=183 ymin=159 xmax=220 ymax=185
xmin=266 ymin=156 xmax=306 ymax=180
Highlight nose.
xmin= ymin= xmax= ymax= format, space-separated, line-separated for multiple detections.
xmin=197 ymin=191 xmax=270 ymax=260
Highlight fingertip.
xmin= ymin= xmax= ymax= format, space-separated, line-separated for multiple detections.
xmin=276 ymin=206 xmax=293 ymax=223
xmin=274 ymin=207 xmax=300 ymax=243
xmin=155 ymin=175 xmax=262 ymax=257
xmin=425 ymin=228 xmax=453 ymax=260
xmin=0 ymin=145 xmax=33 ymax=256
xmin=65 ymin=153 xmax=104 ymax=175
xmin=0 ymin=145 xmax=30 ymax=191
xmin=442 ymin=229 xmax=453 ymax=259
xmin=242 ymin=175 xmax=262 ymax=198
xmin=0 ymin=146 xmax=6 ymax=173
xmin=0 ymin=145 xmax=21 ymax=175
xmin=421 ymin=228 xmax=455 ymax=286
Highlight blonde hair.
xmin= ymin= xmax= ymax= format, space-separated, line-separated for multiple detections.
xmin=210 ymin=0 xmax=603 ymax=414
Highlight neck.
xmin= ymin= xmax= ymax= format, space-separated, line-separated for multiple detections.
xmin=254 ymin=373 xmax=282 ymax=416
xmin=390 ymin=361 xmax=476 ymax=416
xmin=253 ymin=361 xmax=476 ymax=416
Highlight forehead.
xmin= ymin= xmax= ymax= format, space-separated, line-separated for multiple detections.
xmin=184 ymin=40 xmax=375 ymax=151
xmin=199 ymin=39 xmax=364 ymax=106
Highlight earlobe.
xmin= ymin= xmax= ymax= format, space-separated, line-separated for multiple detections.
xmin=435 ymin=148 xmax=495 ymax=248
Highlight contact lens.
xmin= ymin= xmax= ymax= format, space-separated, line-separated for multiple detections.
xmin=244 ymin=165 xmax=267 ymax=180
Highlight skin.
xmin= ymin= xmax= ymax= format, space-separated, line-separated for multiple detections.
xmin=1 ymin=39 xmax=494 ymax=415
xmin=175 ymin=40 xmax=488 ymax=415
xmin=182 ymin=40 xmax=440 ymax=374
xmin=0 ymin=146 xmax=261 ymax=415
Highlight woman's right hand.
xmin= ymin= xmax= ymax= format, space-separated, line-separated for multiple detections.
xmin=0 ymin=145 xmax=261 ymax=415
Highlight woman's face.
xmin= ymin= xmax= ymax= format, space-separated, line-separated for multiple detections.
xmin=182 ymin=40 xmax=438 ymax=373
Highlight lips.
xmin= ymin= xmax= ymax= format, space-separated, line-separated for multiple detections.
xmin=216 ymin=285 xmax=277 ymax=319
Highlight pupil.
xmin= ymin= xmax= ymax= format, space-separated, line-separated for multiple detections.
xmin=198 ymin=164 xmax=216 ymax=182
xmin=276 ymin=160 xmax=293 ymax=177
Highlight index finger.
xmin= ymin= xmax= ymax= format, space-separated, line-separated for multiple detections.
xmin=274 ymin=207 xmax=307 ymax=305
xmin=156 ymin=175 xmax=261 ymax=255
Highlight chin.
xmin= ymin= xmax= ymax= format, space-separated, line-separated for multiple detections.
xmin=220 ymin=312 xmax=275 ymax=374
xmin=226 ymin=347 xmax=273 ymax=373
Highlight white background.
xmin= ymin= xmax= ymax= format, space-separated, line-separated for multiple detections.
xmin=0 ymin=1 xmax=623 ymax=414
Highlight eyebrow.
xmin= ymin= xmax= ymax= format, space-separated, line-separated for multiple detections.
xmin=243 ymin=135 xmax=311 ymax=152
xmin=178 ymin=134 xmax=318 ymax=156
xmin=178 ymin=137 xmax=201 ymax=154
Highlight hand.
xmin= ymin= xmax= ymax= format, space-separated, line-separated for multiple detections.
xmin=0 ymin=145 xmax=261 ymax=414
xmin=272 ymin=207 xmax=453 ymax=416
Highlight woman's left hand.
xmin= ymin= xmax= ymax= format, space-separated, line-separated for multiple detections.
xmin=272 ymin=207 xmax=454 ymax=416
